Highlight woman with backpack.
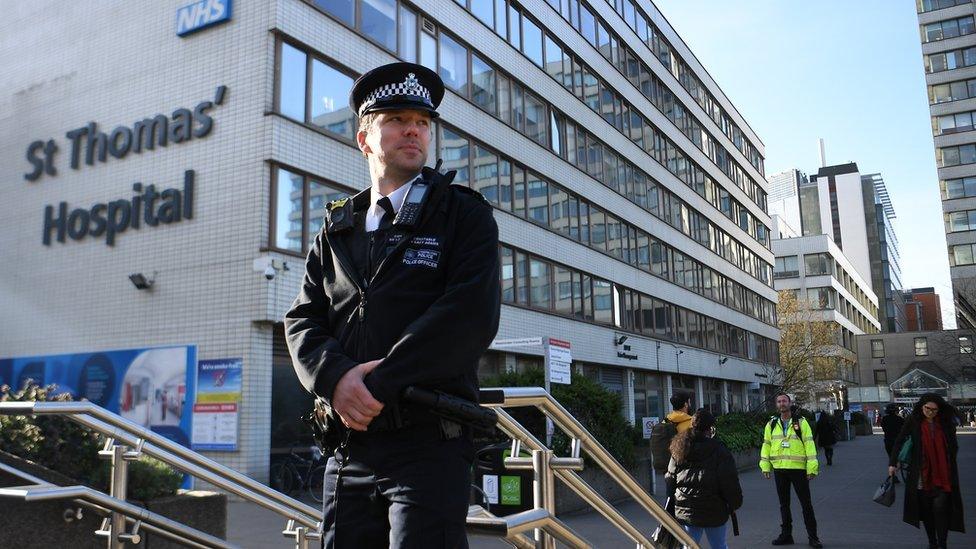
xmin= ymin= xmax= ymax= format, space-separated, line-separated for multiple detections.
xmin=887 ymin=394 xmax=965 ymax=549
xmin=666 ymin=409 xmax=743 ymax=549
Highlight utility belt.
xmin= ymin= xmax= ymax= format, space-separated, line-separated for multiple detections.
xmin=305 ymin=387 xmax=497 ymax=452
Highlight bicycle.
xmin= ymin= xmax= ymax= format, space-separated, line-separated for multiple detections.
xmin=269 ymin=445 xmax=327 ymax=503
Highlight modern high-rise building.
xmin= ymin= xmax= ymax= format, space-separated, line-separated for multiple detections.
xmin=917 ymin=0 xmax=976 ymax=329
xmin=0 ymin=0 xmax=777 ymax=480
xmin=862 ymin=172 xmax=906 ymax=333
xmin=768 ymin=163 xmax=905 ymax=332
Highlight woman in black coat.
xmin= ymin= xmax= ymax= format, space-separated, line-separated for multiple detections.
xmin=814 ymin=410 xmax=838 ymax=466
xmin=666 ymin=409 xmax=743 ymax=549
xmin=887 ymin=394 xmax=965 ymax=549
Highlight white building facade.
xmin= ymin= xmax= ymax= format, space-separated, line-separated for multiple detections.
xmin=1 ymin=0 xmax=776 ymax=481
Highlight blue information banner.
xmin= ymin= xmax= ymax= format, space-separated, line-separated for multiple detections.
xmin=0 ymin=345 xmax=197 ymax=448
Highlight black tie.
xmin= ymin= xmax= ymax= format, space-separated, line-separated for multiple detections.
xmin=377 ymin=196 xmax=395 ymax=230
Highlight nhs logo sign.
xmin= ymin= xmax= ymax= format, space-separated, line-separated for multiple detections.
xmin=176 ymin=0 xmax=232 ymax=37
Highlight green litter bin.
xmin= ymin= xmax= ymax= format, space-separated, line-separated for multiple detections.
xmin=473 ymin=442 xmax=534 ymax=516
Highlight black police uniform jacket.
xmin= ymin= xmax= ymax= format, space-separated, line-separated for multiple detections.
xmin=284 ymin=166 xmax=501 ymax=409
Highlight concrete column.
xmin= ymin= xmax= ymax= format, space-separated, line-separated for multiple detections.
xmin=695 ymin=377 xmax=705 ymax=411
xmin=624 ymin=369 xmax=636 ymax=425
xmin=721 ymin=380 xmax=730 ymax=413
xmin=664 ymin=374 xmax=674 ymax=412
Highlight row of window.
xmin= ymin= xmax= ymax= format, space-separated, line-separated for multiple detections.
xmin=496 ymin=0 xmax=769 ymax=213
xmin=793 ymin=286 xmax=879 ymax=335
xmin=920 ymin=14 xmax=975 ymax=43
xmin=928 ymin=77 xmax=976 ymax=104
xmin=945 ymin=209 xmax=976 ymax=232
xmin=940 ymin=176 xmax=976 ymax=199
xmin=917 ymin=0 xmax=971 ymax=14
xmin=270 ymin=142 xmax=777 ymax=328
xmin=933 ymin=109 xmax=976 ymax=135
xmin=924 ymin=45 xmax=976 ymax=73
xmin=398 ymin=4 xmax=774 ymax=247
xmin=499 ymin=244 xmax=779 ymax=363
xmin=280 ymin=13 xmax=773 ymax=250
xmin=273 ymin=37 xmax=776 ymax=288
xmin=775 ymin=254 xmax=878 ymax=318
xmin=949 ymin=242 xmax=976 ymax=266
xmin=937 ymin=142 xmax=976 ymax=167
xmin=436 ymin=123 xmax=776 ymax=297
xmin=592 ymin=0 xmax=764 ymax=174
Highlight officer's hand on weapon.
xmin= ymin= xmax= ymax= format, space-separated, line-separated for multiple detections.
xmin=333 ymin=359 xmax=385 ymax=431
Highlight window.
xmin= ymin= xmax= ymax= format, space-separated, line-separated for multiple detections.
xmin=940 ymin=177 xmax=976 ymax=200
xmin=873 ymin=370 xmax=888 ymax=385
xmin=871 ymin=339 xmax=885 ymax=358
xmin=804 ymin=253 xmax=830 ymax=276
xmin=315 ymin=0 xmax=354 ymax=26
xmin=524 ymin=91 xmax=547 ymax=145
xmin=274 ymin=168 xmax=305 ymax=253
xmin=918 ymin=0 xmax=971 ymax=13
xmin=310 ymin=59 xmax=356 ymax=140
xmin=952 ymin=243 xmax=976 ymax=266
xmin=554 ymin=266 xmax=574 ymax=315
xmin=399 ymin=5 xmax=417 ymax=62
xmin=960 ymin=335 xmax=974 ymax=354
xmin=272 ymin=168 xmax=350 ymax=255
xmin=529 ymin=258 xmax=551 ymax=309
xmin=544 ymin=34 xmax=563 ymax=83
xmin=774 ymin=255 xmax=799 ymax=278
xmin=593 ymin=279 xmax=613 ymax=324
xmin=501 ymin=246 xmax=514 ymax=303
xmin=914 ymin=337 xmax=929 ymax=356
xmin=439 ymin=33 xmax=468 ymax=96
xmin=361 ymin=0 xmax=396 ymax=51
xmin=471 ymin=54 xmax=496 ymax=114
xmin=471 ymin=0 xmax=494 ymax=27
xmin=278 ymin=43 xmax=307 ymax=121
xmin=440 ymin=126 xmax=469 ymax=186
xmin=472 ymin=145 xmax=498 ymax=204
xmin=522 ymin=16 xmax=543 ymax=67
xmin=526 ymin=174 xmax=549 ymax=225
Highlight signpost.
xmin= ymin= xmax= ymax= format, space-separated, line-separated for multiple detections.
xmin=490 ymin=336 xmax=572 ymax=446
xmin=642 ymin=416 xmax=660 ymax=494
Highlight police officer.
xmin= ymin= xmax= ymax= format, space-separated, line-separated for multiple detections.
xmin=284 ymin=62 xmax=501 ymax=548
xmin=760 ymin=393 xmax=822 ymax=548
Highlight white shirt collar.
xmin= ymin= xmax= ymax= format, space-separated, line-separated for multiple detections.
xmin=365 ymin=175 xmax=420 ymax=231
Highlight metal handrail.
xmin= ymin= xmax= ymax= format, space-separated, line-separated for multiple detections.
xmin=480 ymin=386 xmax=700 ymax=549
xmin=0 ymin=483 xmax=237 ymax=548
xmin=0 ymin=462 xmax=219 ymax=549
xmin=0 ymin=400 xmax=322 ymax=547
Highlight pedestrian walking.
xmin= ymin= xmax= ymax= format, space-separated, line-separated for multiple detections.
xmin=666 ymin=409 xmax=742 ymax=549
xmin=650 ymin=391 xmax=694 ymax=472
xmin=813 ymin=410 xmax=837 ymax=466
xmin=285 ymin=61 xmax=501 ymax=548
xmin=760 ymin=393 xmax=822 ymax=548
xmin=887 ymin=394 xmax=965 ymax=549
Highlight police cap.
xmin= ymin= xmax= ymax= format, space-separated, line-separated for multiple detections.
xmin=349 ymin=62 xmax=444 ymax=119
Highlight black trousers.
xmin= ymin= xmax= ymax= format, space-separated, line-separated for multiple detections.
xmin=774 ymin=469 xmax=818 ymax=538
xmin=919 ymin=488 xmax=950 ymax=548
xmin=320 ymin=422 xmax=473 ymax=549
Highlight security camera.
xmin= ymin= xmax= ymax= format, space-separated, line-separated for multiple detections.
xmin=615 ymin=335 xmax=629 ymax=345
xmin=719 ymin=357 xmax=729 ymax=365
xmin=264 ymin=264 xmax=276 ymax=280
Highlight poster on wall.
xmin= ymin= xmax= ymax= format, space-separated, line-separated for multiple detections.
xmin=192 ymin=358 xmax=242 ymax=451
xmin=0 ymin=345 xmax=197 ymax=447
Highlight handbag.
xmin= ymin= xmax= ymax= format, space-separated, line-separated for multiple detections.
xmin=873 ymin=475 xmax=896 ymax=507
xmin=896 ymin=437 xmax=912 ymax=466
xmin=651 ymin=497 xmax=685 ymax=549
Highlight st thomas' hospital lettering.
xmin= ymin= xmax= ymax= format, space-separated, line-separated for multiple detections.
xmin=23 ymin=86 xmax=227 ymax=247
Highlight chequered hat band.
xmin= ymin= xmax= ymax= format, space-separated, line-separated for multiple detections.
xmin=359 ymin=73 xmax=433 ymax=116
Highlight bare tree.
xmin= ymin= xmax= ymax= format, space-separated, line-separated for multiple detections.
xmin=763 ymin=290 xmax=853 ymax=406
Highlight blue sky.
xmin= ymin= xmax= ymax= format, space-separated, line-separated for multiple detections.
xmin=655 ymin=0 xmax=955 ymax=327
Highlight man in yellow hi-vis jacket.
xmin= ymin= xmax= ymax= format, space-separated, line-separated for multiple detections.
xmin=760 ymin=393 xmax=822 ymax=548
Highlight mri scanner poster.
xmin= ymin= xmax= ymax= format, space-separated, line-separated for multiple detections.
xmin=0 ymin=346 xmax=197 ymax=448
